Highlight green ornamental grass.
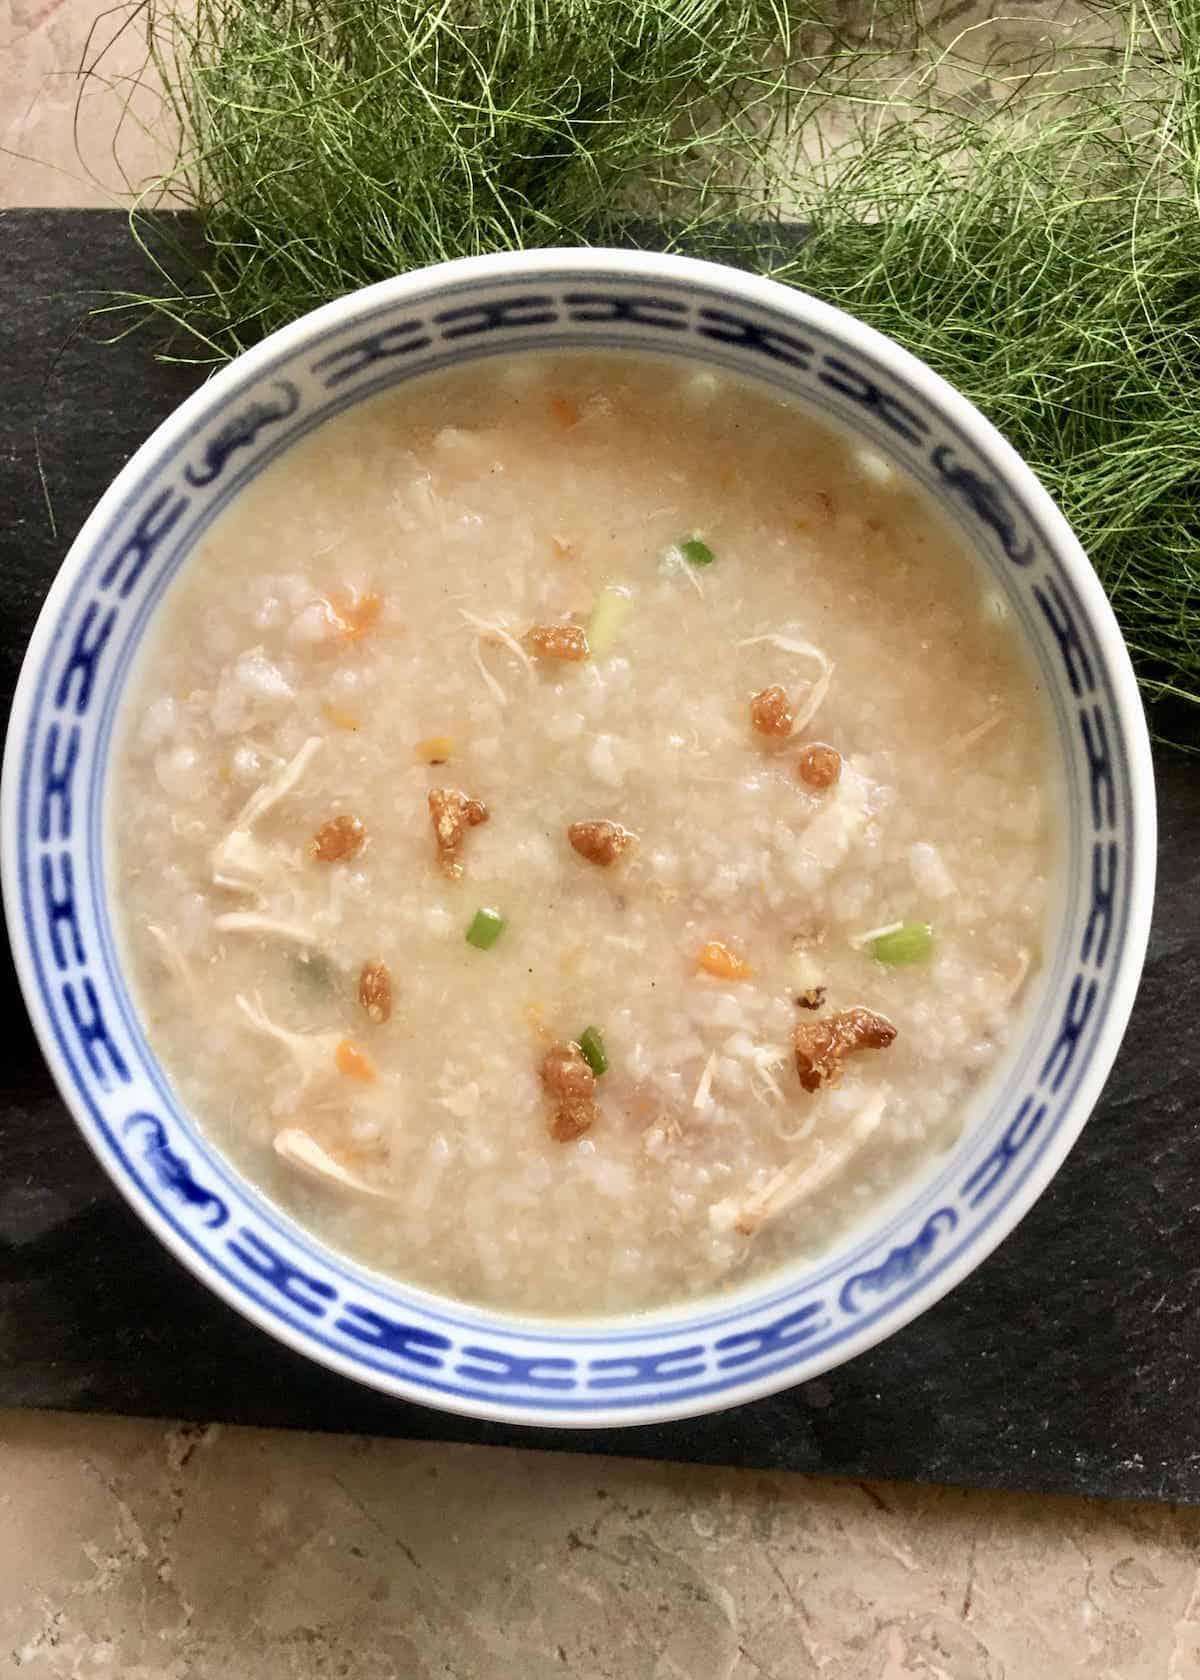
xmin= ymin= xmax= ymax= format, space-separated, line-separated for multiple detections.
xmin=101 ymin=0 xmax=1200 ymax=738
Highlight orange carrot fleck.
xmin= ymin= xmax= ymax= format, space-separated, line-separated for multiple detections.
xmin=323 ymin=590 xmax=382 ymax=642
xmin=335 ymin=1038 xmax=376 ymax=1082
xmin=550 ymin=535 xmax=574 ymax=562
xmin=322 ymin=700 xmax=362 ymax=731
xmin=415 ymin=734 xmax=456 ymax=765
xmin=696 ymin=940 xmax=754 ymax=982
xmin=550 ymin=394 xmax=580 ymax=429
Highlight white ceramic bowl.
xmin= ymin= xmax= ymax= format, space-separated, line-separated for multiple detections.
xmin=1 ymin=249 xmax=1155 ymax=1426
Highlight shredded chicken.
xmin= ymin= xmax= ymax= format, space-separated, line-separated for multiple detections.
xmin=428 ymin=787 xmax=489 ymax=879
xmin=950 ymin=711 xmax=1005 ymax=754
xmin=747 ymin=1044 xmax=787 ymax=1103
xmin=692 ymin=1051 xmax=719 ymax=1112
xmin=710 ymin=1092 xmax=886 ymax=1236
xmin=211 ymin=736 xmax=321 ymax=893
xmin=210 ymin=828 xmax=292 ymax=897
xmin=235 ymin=736 xmax=322 ymax=829
xmin=459 ymin=609 xmax=535 ymax=705
xmin=567 ymin=819 xmax=636 ymax=866
xmin=273 ymin=1129 xmax=396 ymax=1200
xmin=145 ymin=922 xmax=198 ymax=1000
xmin=793 ymin=1008 xmax=897 ymax=1093
xmin=235 ymin=993 xmax=342 ymax=1092
xmin=1007 ymin=947 xmax=1033 ymax=1004
xmin=216 ymin=911 xmax=321 ymax=947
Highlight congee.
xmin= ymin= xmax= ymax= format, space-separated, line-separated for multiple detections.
xmin=114 ymin=352 xmax=1053 ymax=1314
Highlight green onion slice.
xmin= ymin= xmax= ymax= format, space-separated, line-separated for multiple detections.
xmin=576 ymin=1026 xmax=608 ymax=1077
xmin=466 ymin=907 xmax=506 ymax=950
xmin=587 ymin=585 xmax=632 ymax=656
xmin=679 ymin=536 xmax=715 ymax=567
xmin=871 ymin=921 xmax=934 ymax=965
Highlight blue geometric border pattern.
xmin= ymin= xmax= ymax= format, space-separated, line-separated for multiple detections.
xmin=11 ymin=262 xmax=1134 ymax=1417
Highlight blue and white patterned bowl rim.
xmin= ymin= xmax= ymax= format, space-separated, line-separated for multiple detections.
xmin=1 ymin=249 xmax=1155 ymax=1427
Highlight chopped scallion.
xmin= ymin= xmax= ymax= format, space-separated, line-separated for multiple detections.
xmin=871 ymin=921 xmax=934 ymax=965
xmin=576 ymin=1026 xmax=608 ymax=1077
xmin=466 ymin=907 xmax=506 ymax=950
xmin=680 ymin=536 xmax=715 ymax=567
xmin=587 ymin=585 xmax=632 ymax=656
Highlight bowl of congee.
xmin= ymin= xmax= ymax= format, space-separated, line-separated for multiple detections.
xmin=2 ymin=250 xmax=1154 ymax=1423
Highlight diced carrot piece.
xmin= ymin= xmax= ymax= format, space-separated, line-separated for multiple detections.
xmin=322 ymin=700 xmax=362 ymax=731
xmin=324 ymin=590 xmax=382 ymax=642
xmin=335 ymin=1038 xmax=376 ymax=1081
xmin=696 ymin=940 xmax=754 ymax=982
xmin=415 ymin=734 xmax=456 ymax=765
xmin=550 ymin=394 xmax=580 ymax=429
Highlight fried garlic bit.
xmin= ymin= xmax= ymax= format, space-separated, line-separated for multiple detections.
xmin=566 ymin=818 xmax=636 ymax=866
xmin=428 ymin=786 xmax=488 ymax=879
xmin=750 ymin=684 xmax=794 ymax=737
xmin=310 ymin=812 xmax=366 ymax=862
xmin=525 ymin=623 xmax=590 ymax=661
xmin=793 ymin=1007 xmax=896 ymax=1093
xmin=796 ymin=742 xmax=842 ymax=790
xmin=358 ymin=958 xmax=392 ymax=1025
xmin=541 ymin=1042 xmax=599 ymax=1142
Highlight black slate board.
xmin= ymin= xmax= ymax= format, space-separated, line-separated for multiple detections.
xmin=3 ymin=209 xmax=1199 ymax=1501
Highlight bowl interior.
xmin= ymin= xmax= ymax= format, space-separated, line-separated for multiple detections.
xmin=2 ymin=250 xmax=1152 ymax=1424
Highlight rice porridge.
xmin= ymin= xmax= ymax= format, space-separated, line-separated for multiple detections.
xmin=113 ymin=352 xmax=1054 ymax=1315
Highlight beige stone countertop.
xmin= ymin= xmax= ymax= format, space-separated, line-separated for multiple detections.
xmin=4 ymin=2 xmax=1200 ymax=1674
xmin=0 ymin=1410 xmax=1197 ymax=1678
